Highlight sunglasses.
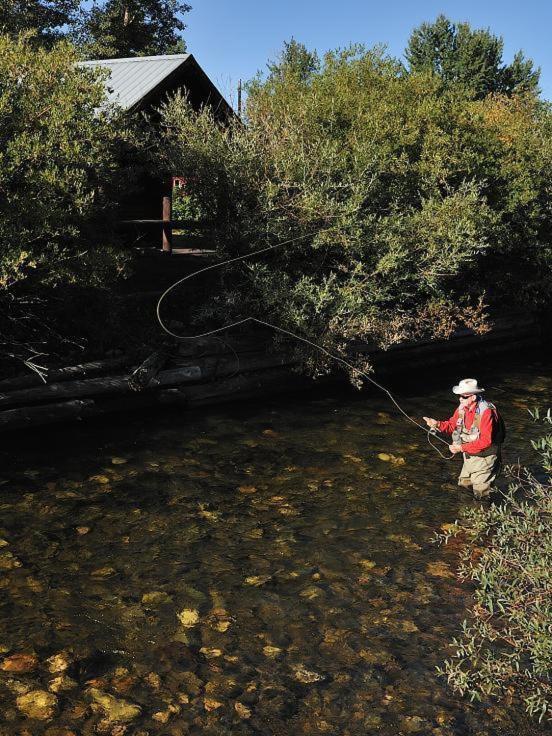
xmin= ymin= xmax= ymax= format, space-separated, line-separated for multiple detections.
xmin=459 ymin=395 xmax=474 ymax=400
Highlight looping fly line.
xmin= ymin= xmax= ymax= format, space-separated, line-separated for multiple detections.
xmin=156 ymin=228 xmax=454 ymax=460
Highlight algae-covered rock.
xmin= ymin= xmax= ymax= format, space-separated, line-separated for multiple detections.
xmin=5 ymin=678 xmax=32 ymax=695
xmin=0 ymin=551 xmax=22 ymax=570
xmin=88 ymin=688 xmax=141 ymax=722
xmin=16 ymin=690 xmax=57 ymax=720
xmin=142 ymin=591 xmax=172 ymax=605
xmin=180 ymin=670 xmax=202 ymax=696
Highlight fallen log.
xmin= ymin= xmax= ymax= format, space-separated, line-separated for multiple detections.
xmin=0 ymin=357 xmax=133 ymax=392
xmin=127 ymin=349 xmax=169 ymax=391
xmin=0 ymin=366 xmax=201 ymax=410
xmin=0 ymin=399 xmax=95 ymax=431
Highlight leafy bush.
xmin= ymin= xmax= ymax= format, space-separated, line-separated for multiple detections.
xmin=437 ymin=410 xmax=552 ymax=722
xmin=0 ymin=33 xmax=134 ymax=371
xmin=156 ymin=43 xmax=552 ymax=376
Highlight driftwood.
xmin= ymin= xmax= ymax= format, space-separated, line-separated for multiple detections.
xmin=0 ymin=399 xmax=95 ymax=430
xmin=0 ymin=357 xmax=133 ymax=392
xmin=0 ymin=351 xmax=299 ymax=411
xmin=0 ymin=366 xmax=201 ymax=410
xmin=127 ymin=349 xmax=169 ymax=391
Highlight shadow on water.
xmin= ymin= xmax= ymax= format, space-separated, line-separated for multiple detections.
xmin=0 ymin=355 xmax=550 ymax=734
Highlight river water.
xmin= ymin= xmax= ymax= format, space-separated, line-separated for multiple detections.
xmin=0 ymin=359 xmax=550 ymax=735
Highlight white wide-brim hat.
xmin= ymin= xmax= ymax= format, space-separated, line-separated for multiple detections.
xmin=452 ymin=378 xmax=485 ymax=395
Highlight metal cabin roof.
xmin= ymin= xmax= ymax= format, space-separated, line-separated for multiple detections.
xmin=79 ymin=53 xmax=193 ymax=111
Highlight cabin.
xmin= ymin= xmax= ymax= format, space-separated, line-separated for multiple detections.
xmin=80 ymin=54 xmax=234 ymax=253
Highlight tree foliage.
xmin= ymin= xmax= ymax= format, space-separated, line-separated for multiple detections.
xmin=156 ymin=43 xmax=552 ymax=377
xmin=0 ymin=0 xmax=79 ymax=45
xmin=76 ymin=0 xmax=191 ymax=59
xmin=0 ymin=34 xmax=133 ymax=369
xmin=406 ymin=14 xmax=540 ymax=99
xmin=437 ymin=410 xmax=552 ymax=722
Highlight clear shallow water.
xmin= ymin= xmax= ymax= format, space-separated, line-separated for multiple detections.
xmin=0 ymin=360 xmax=550 ymax=735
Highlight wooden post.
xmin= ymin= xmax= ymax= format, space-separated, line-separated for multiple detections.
xmin=162 ymin=182 xmax=172 ymax=253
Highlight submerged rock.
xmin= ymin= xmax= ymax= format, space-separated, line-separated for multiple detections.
xmin=177 ymin=608 xmax=199 ymax=627
xmin=204 ymin=697 xmax=223 ymax=711
xmin=291 ymin=665 xmax=324 ymax=684
xmin=234 ymin=701 xmax=252 ymax=719
xmin=1 ymin=653 xmax=38 ymax=673
xmin=5 ymin=678 xmax=32 ymax=695
xmin=49 ymin=675 xmax=78 ymax=693
xmin=263 ymin=645 xmax=282 ymax=658
xmin=16 ymin=690 xmax=58 ymax=720
xmin=142 ymin=591 xmax=172 ymax=605
xmin=0 ymin=550 xmax=22 ymax=570
xmin=45 ymin=652 xmax=71 ymax=673
xmin=88 ymin=688 xmax=141 ymax=722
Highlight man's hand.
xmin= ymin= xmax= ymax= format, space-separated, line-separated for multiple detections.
xmin=449 ymin=444 xmax=463 ymax=454
xmin=423 ymin=416 xmax=438 ymax=429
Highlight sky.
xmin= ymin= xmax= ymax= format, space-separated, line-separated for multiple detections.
xmin=184 ymin=0 xmax=552 ymax=106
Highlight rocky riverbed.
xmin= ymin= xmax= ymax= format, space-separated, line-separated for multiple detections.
xmin=0 ymin=361 xmax=550 ymax=735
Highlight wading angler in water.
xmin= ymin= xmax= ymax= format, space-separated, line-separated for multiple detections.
xmin=423 ymin=379 xmax=505 ymax=499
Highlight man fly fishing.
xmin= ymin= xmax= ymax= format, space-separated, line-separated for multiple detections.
xmin=423 ymin=378 xmax=505 ymax=499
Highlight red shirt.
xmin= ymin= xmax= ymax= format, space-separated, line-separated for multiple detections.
xmin=438 ymin=400 xmax=497 ymax=454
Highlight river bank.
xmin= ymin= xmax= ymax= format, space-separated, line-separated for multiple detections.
xmin=0 ymin=311 xmax=545 ymax=433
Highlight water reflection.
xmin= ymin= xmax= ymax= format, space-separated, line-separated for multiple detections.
xmin=0 ymin=361 xmax=550 ymax=734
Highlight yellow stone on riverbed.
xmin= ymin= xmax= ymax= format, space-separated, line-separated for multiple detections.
xmin=88 ymin=688 xmax=141 ymax=722
xmin=263 ymin=645 xmax=282 ymax=657
xmin=238 ymin=485 xmax=257 ymax=494
xmin=426 ymin=561 xmax=455 ymax=579
xmin=177 ymin=609 xmax=199 ymax=627
xmin=200 ymin=647 xmax=223 ymax=659
xmin=16 ymin=690 xmax=57 ymax=720
xmin=377 ymin=452 xmax=406 ymax=465
xmin=244 ymin=574 xmax=271 ymax=586
xmin=204 ymin=697 xmax=223 ymax=711
xmin=359 ymin=559 xmax=377 ymax=570
xmin=142 ymin=592 xmax=172 ymax=605
xmin=235 ymin=701 xmax=252 ymax=718
xmin=111 ymin=457 xmax=127 ymax=465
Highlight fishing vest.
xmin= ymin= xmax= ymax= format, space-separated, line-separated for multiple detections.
xmin=453 ymin=399 xmax=504 ymax=458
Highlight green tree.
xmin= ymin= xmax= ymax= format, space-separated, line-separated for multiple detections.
xmin=155 ymin=43 xmax=552 ymax=378
xmin=267 ymin=38 xmax=320 ymax=82
xmin=77 ymin=0 xmax=191 ymax=60
xmin=406 ymin=14 xmax=540 ymax=98
xmin=0 ymin=0 xmax=79 ymax=45
xmin=0 ymin=33 xmax=133 ymax=370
